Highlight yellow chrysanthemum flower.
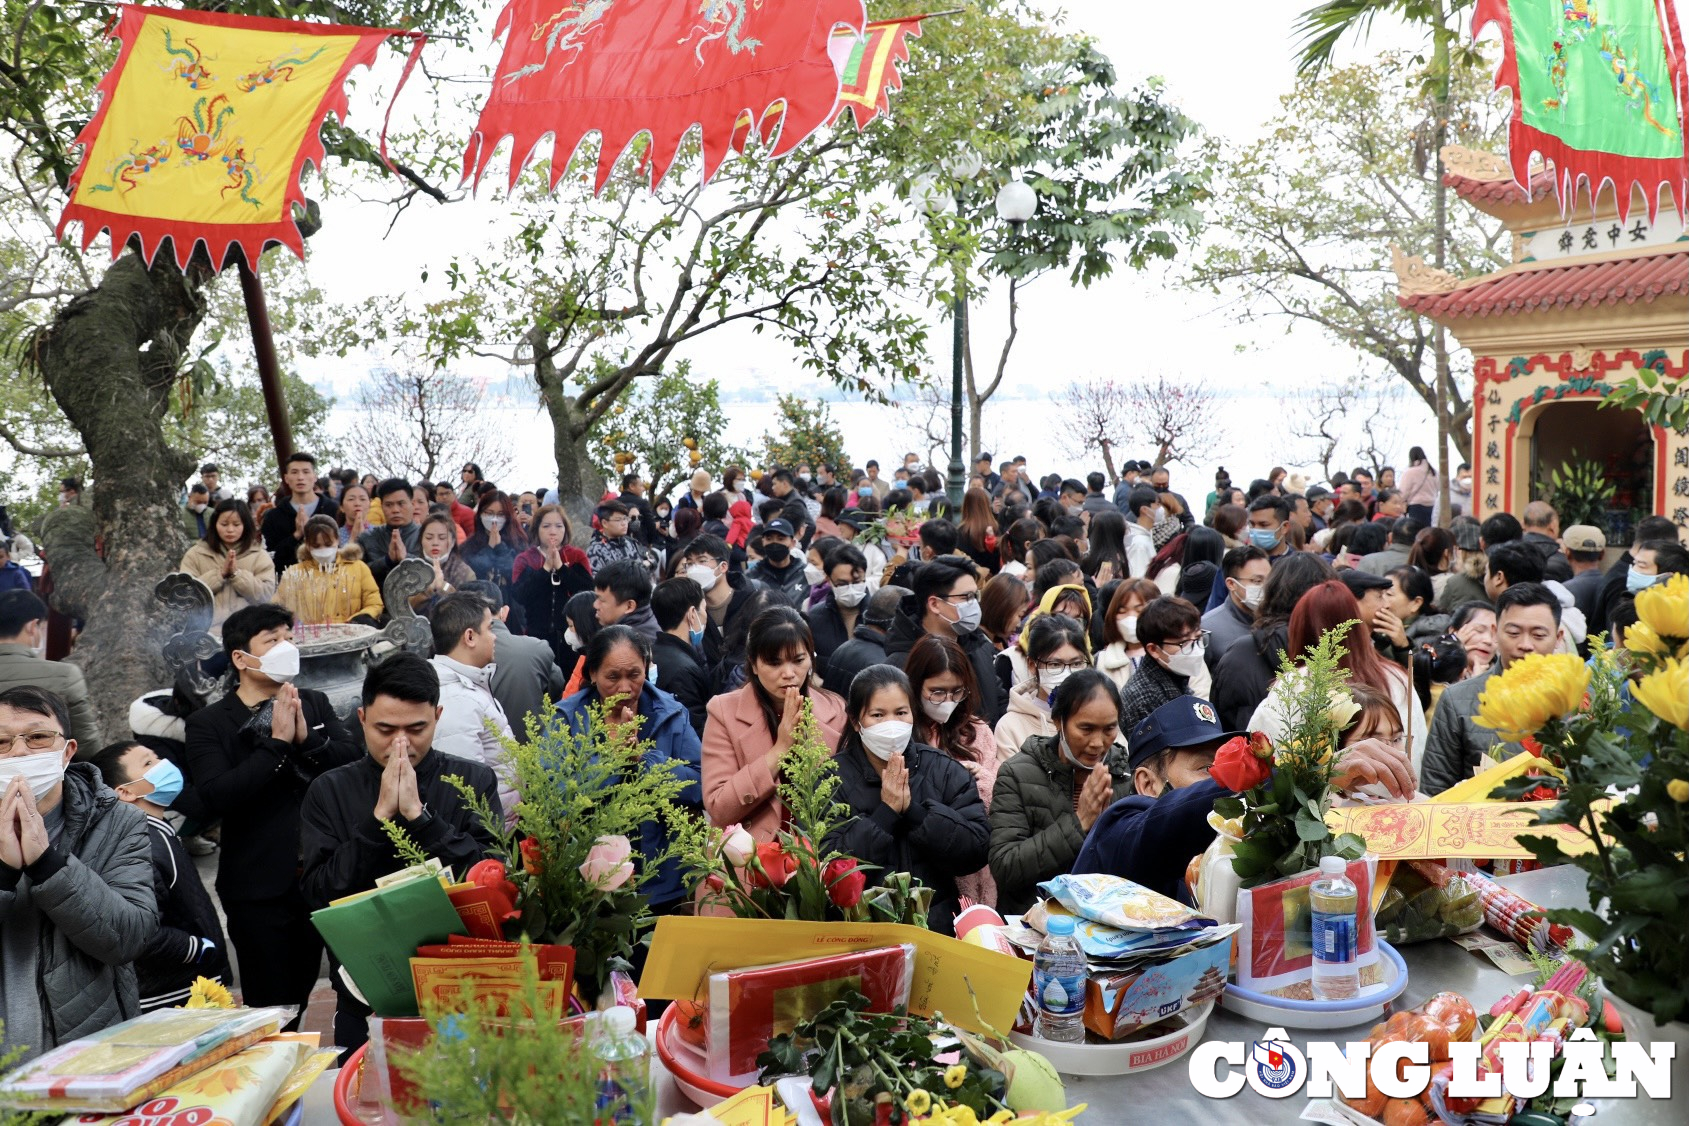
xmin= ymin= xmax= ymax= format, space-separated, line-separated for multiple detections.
xmin=1667 ymin=779 xmax=1689 ymax=804
xmin=1633 ymin=658 xmax=1689 ymax=731
xmin=1623 ymin=619 xmax=1677 ymax=659
xmin=906 ymin=1089 xmax=933 ymax=1116
xmin=1476 ymin=653 xmax=1590 ymax=740
xmin=1635 ymin=573 xmax=1689 ymax=642
xmin=943 ymin=1064 xmax=969 ymax=1090
xmin=184 ymin=976 xmax=234 ymax=1009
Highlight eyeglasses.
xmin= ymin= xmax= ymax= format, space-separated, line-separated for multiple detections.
xmin=1165 ymin=630 xmax=1212 ymax=655
xmin=923 ymin=686 xmax=969 ymax=703
xmin=3 ymin=731 xmax=64 ymax=753
xmin=1036 ymin=658 xmax=1090 ymax=673
xmin=941 ymin=592 xmax=980 ymax=605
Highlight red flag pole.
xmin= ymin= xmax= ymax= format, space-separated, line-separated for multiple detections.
xmin=235 ymin=255 xmax=294 ymax=470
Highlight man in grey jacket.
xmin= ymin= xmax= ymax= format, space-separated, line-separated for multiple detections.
xmin=0 ymin=591 xmax=101 ymax=750
xmin=463 ymin=581 xmax=563 ymax=738
xmin=0 ymin=685 xmax=157 ymax=1062
xmin=1420 ymin=583 xmax=1562 ymax=795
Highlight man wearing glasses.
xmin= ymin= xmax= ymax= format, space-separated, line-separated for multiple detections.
xmin=1119 ymin=596 xmax=1212 ymax=733
xmin=0 ymin=685 xmax=157 ymax=1062
xmin=884 ymin=557 xmax=1003 ymax=725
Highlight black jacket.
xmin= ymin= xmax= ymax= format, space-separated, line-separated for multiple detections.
xmin=1520 ymin=532 xmax=1573 ymax=584
xmin=822 ymin=620 xmax=890 ymax=698
xmin=1212 ymin=622 xmax=1288 ymax=732
xmin=619 ymin=491 xmax=661 ymax=548
xmin=298 ymin=751 xmax=501 ymax=910
xmin=259 ymin=493 xmax=340 ymax=569
xmin=650 ymin=632 xmax=711 ymax=736
xmin=1593 ymin=551 xmax=1635 ymax=638
xmin=513 ymin=559 xmax=594 ymax=666
xmin=821 ymin=741 xmax=989 ymax=936
xmin=137 ymin=814 xmax=229 ymax=1010
xmin=181 ymin=688 xmax=359 ymax=903
xmin=806 ymin=594 xmax=853 ymax=667
xmin=749 ymin=557 xmax=809 ymax=608
xmin=884 ymin=607 xmax=1005 ymax=725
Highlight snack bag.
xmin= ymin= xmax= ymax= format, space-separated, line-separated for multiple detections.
xmin=1037 ymin=873 xmax=1211 ymax=932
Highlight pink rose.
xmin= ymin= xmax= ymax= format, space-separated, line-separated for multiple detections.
xmin=578 ymin=835 xmax=635 ymax=892
xmin=720 ymin=824 xmax=754 ymax=867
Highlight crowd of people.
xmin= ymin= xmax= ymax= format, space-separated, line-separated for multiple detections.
xmin=1 ymin=442 xmax=1685 ymax=1066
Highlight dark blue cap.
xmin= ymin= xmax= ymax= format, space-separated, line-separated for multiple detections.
xmin=1127 ymin=695 xmax=1245 ymax=770
xmin=764 ymin=519 xmax=796 ymax=537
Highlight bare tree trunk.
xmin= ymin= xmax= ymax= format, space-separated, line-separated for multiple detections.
xmin=964 ymin=276 xmax=1020 ymax=464
xmin=542 ymin=393 xmax=605 ymax=545
xmin=34 ymin=250 xmax=207 ymax=736
xmin=1432 ymin=6 xmax=1453 ymax=528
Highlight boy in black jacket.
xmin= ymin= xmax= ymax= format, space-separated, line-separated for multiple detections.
xmin=182 ymin=603 xmax=359 ymax=1020
xmin=90 ymin=740 xmax=229 ymax=1010
xmin=300 ymin=652 xmax=501 ymax=1051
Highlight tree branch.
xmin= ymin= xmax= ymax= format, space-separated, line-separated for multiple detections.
xmin=0 ymin=417 xmax=84 ymax=458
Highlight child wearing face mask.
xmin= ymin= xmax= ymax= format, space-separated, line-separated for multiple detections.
xmin=819 ymin=665 xmax=988 ymax=936
xmin=90 ymin=740 xmax=229 ymax=1011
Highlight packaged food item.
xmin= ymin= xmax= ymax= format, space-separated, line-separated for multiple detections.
xmin=61 ymin=1039 xmax=312 ymax=1126
xmin=1374 ymin=861 xmax=1484 ymax=944
xmin=1036 ymin=873 xmax=1210 ymax=932
xmin=0 ymin=1007 xmax=287 ymax=1114
xmin=1081 ymin=928 xmax=1234 ymax=1040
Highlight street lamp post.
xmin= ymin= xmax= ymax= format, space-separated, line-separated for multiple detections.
xmin=928 ymin=169 xmax=1037 ymax=509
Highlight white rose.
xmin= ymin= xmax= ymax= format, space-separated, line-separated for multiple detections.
xmin=721 ymin=824 xmax=755 ymax=867
xmin=1327 ymin=688 xmax=1361 ymax=731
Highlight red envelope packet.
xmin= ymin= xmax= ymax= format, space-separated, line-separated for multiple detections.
xmin=706 ymin=945 xmax=915 ymax=1081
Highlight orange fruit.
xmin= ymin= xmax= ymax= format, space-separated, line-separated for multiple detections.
xmin=674 ymin=999 xmax=707 ymax=1048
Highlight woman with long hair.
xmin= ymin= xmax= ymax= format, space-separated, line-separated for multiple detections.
xmin=511 ymin=504 xmax=594 ymax=662
xmin=978 ymin=572 xmax=1030 ymax=651
xmin=1249 ymin=579 xmax=1427 ymax=779
xmin=461 ymin=489 xmax=529 ymax=590
xmin=1094 ymin=578 xmax=1159 ymax=691
xmin=702 ymin=606 xmax=847 ymax=841
xmin=1211 ymin=502 xmax=1248 ymax=549
xmin=178 ymin=499 xmax=276 ymax=627
xmin=411 ymin=512 xmax=477 ymax=612
xmin=994 ymin=517 xmax=1041 ymax=581
xmin=957 ymin=487 xmax=1000 ymax=574
xmin=1399 ymin=446 xmax=1437 ymax=526
xmin=820 ymin=664 xmax=988 ymax=935
xmin=1082 ymin=511 xmax=1129 ymax=585
xmin=336 ymin=483 xmax=373 ymax=546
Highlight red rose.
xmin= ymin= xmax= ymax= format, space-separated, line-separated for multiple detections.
xmin=823 ymin=857 xmax=866 ymax=909
xmin=1247 ymin=731 xmax=1273 ymax=759
xmin=1209 ymin=735 xmax=1272 ymax=793
xmin=704 ymin=873 xmax=725 ymax=893
xmin=519 ymin=837 xmax=543 ymax=875
xmin=466 ymin=859 xmax=516 ymax=898
xmin=749 ymin=842 xmax=796 ymax=889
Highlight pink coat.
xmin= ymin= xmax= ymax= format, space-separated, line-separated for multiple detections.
xmin=702 ymin=683 xmax=847 ymax=842
xmin=923 ymin=717 xmax=1002 ymax=910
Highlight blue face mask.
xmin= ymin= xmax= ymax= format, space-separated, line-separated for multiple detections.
xmin=688 ymin=615 xmax=706 ymax=649
xmin=857 ymin=485 xmax=874 ymax=498
xmin=1626 ymin=567 xmax=1662 ymax=594
xmin=132 ymin=758 xmax=185 ymax=807
xmin=1248 ymin=526 xmax=1281 ymax=551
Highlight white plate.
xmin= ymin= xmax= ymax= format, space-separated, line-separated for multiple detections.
xmin=1219 ymin=941 xmax=1409 ymax=1030
xmin=1007 ymin=1000 xmax=1215 ymax=1077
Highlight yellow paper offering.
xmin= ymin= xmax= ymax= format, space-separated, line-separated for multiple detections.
xmin=1434 ymin=753 xmax=1565 ymax=805
xmin=638 ymin=917 xmax=1030 ymax=1038
xmin=63 ymin=1039 xmax=310 ymax=1126
xmin=1326 ymin=799 xmax=1602 ymax=860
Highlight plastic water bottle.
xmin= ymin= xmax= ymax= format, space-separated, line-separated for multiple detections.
xmin=1034 ymin=915 xmax=1087 ymax=1043
xmin=591 ymin=1006 xmax=649 ymax=1121
xmin=1310 ymin=856 xmax=1359 ymax=1001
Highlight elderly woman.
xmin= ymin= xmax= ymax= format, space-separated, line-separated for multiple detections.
xmin=989 ymin=669 xmax=1134 ymax=915
xmin=702 ymin=606 xmax=846 ymax=841
xmin=555 ymin=625 xmax=702 ymax=913
xmin=178 ymin=499 xmax=276 ymax=627
xmin=821 ymin=664 xmax=989 ymax=935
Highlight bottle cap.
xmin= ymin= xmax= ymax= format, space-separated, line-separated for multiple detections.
xmin=1045 ymin=915 xmax=1076 ymax=936
xmin=603 ymin=1006 xmax=637 ymax=1034
xmin=1319 ymin=856 xmax=1347 ymax=876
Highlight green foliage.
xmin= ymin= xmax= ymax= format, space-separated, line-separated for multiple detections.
xmin=1213 ymin=621 xmax=1368 ymax=886
xmin=449 ymin=699 xmax=693 ymax=1000
xmin=379 ymin=819 xmax=433 ymax=873
xmin=0 ymin=1023 xmax=56 ymax=1126
xmin=584 ymin=361 xmax=747 ymax=500
xmin=1536 ymin=458 xmax=1617 ymax=531
xmin=395 ymin=967 xmax=653 ymax=1125
xmin=761 ymin=393 xmax=848 ymax=473
xmin=1186 ymin=51 xmax=1509 ymax=458
xmin=1502 ymin=636 xmax=1689 ymax=1024
xmin=1602 ymin=365 xmax=1689 ymax=437
xmin=756 ymin=990 xmax=1006 ymax=1126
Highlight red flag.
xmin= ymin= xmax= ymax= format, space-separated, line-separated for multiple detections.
xmin=57 ymin=5 xmax=420 ymax=270
xmin=830 ymin=16 xmax=926 ymax=129
xmin=466 ymin=0 xmax=866 ymax=194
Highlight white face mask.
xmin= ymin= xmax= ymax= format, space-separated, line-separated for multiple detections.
xmin=1117 ymin=615 xmax=1139 ymax=644
xmin=951 ymin=600 xmax=983 ymax=633
xmin=243 ymin=640 xmax=300 ymax=683
xmin=310 ymin=547 xmax=338 ymax=567
xmin=684 ymin=563 xmax=719 ymax=593
xmin=1152 ymin=504 xmax=1168 ymax=526
xmin=833 ymin=582 xmax=869 ymax=608
xmin=922 ymin=698 xmax=959 ymax=724
xmin=804 ymin=564 xmax=826 ymax=586
xmin=1162 ymin=644 xmax=1206 ymax=678
xmin=481 ymin=514 xmax=506 ymax=531
xmin=1243 ymin=584 xmax=1265 ymax=607
xmin=564 ymin=627 xmax=582 ymax=650
xmin=1038 ymin=666 xmax=1074 ymax=697
xmin=0 ymin=748 xmax=66 ymax=801
xmin=860 ymin=720 xmax=913 ymax=761
xmin=188 ymin=502 xmax=207 ymax=513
